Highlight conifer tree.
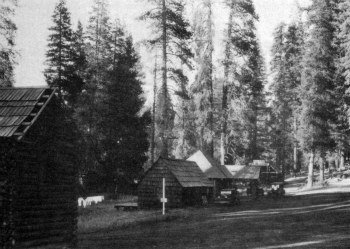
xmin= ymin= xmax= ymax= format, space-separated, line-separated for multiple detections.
xmin=334 ymin=0 xmax=350 ymax=169
xmin=0 ymin=0 xmax=17 ymax=87
xmin=75 ymin=0 xmax=113 ymax=174
xmin=101 ymin=35 xmax=150 ymax=190
xmin=223 ymin=0 xmax=267 ymax=164
xmin=74 ymin=0 xmax=114 ymax=187
xmin=191 ymin=0 xmax=215 ymax=156
xmin=69 ymin=21 xmax=87 ymax=107
xmin=221 ymin=1 xmax=234 ymax=165
xmin=45 ymin=0 xmax=74 ymax=102
xmin=270 ymin=21 xmax=304 ymax=175
xmin=285 ymin=22 xmax=304 ymax=174
xmin=299 ymin=0 xmax=337 ymax=187
xmin=141 ymin=0 xmax=192 ymax=157
xmin=270 ymin=23 xmax=290 ymax=174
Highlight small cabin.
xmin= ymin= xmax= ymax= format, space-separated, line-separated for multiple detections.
xmin=232 ymin=160 xmax=283 ymax=184
xmin=187 ymin=150 xmax=234 ymax=197
xmin=138 ymin=157 xmax=213 ymax=209
xmin=0 ymin=88 xmax=78 ymax=248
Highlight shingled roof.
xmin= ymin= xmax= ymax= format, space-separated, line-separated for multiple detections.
xmin=0 ymin=88 xmax=56 ymax=141
xmin=233 ymin=166 xmax=261 ymax=180
xmin=187 ymin=150 xmax=233 ymax=179
xmin=159 ymin=158 xmax=213 ymax=188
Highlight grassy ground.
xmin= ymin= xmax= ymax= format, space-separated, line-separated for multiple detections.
xmin=78 ymin=196 xmax=191 ymax=234
xmin=78 ymin=193 xmax=350 ymax=248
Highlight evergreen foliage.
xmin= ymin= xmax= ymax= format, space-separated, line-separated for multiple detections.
xmin=141 ymin=0 xmax=193 ymax=157
xmin=99 ymin=35 xmax=150 ymax=190
xmin=75 ymin=0 xmax=113 ymax=177
xmin=0 ymin=0 xmax=17 ymax=87
xmin=299 ymin=0 xmax=337 ymax=186
xmin=269 ymin=21 xmax=304 ymax=174
xmin=333 ymin=0 xmax=350 ymax=167
xmin=223 ymin=0 xmax=267 ymax=164
xmin=45 ymin=0 xmax=75 ymax=103
xmin=71 ymin=0 xmax=150 ymax=192
xmin=69 ymin=21 xmax=87 ymax=106
xmin=191 ymin=0 xmax=215 ymax=157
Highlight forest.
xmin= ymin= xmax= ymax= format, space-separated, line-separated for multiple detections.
xmin=1 ymin=0 xmax=350 ymax=192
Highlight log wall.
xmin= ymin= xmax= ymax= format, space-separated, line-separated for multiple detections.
xmin=0 ymin=100 xmax=78 ymax=249
xmin=138 ymin=162 xmax=183 ymax=209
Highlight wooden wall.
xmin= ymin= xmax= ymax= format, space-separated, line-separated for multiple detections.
xmin=138 ymin=162 xmax=183 ymax=209
xmin=0 ymin=100 xmax=78 ymax=249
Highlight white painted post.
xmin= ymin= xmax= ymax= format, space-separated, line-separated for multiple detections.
xmin=161 ymin=178 xmax=167 ymax=215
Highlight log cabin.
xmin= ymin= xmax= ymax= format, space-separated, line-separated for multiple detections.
xmin=187 ymin=150 xmax=234 ymax=197
xmin=0 ymin=88 xmax=78 ymax=249
xmin=138 ymin=157 xmax=213 ymax=209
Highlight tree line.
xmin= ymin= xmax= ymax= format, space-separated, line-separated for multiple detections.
xmin=2 ymin=0 xmax=350 ymax=191
xmin=45 ymin=0 xmax=150 ymax=193
xmin=271 ymin=0 xmax=350 ymax=187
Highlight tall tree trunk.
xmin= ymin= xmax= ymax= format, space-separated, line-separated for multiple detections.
xmin=207 ymin=0 xmax=214 ymax=157
xmin=340 ymin=149 xmax=345 ymax=170
xmin=293 ymin=116 xmax=298 ymax=175
xmin=335 ymin=151 xmax=340 ymax=170
xmin=220 ymin=129 xmax=225 ymax=165
xmin=220 ymin=81 xmax=228 ymax=165
xmin=293 ymin=146 xmax=297 ymax=176
xmin=319 ymin=153 xmax=325 ymax=183
xmin=161 ymin=0 xmax=168 ymax=157
xmin=251 ymin=109 xmax=258 ymax=161
xmin=307 ymin=150 xmax=315 ymax=189
xmin=220 ymin=4 xmax=233 ymax=166
xmin=151 ymin=57 xmax=157 ymax=164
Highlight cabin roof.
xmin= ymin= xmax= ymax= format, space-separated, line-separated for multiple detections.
xmin=225 ymin=165 xmax=246 ymax=177
xmin=0 ymin=87 xmax=56 ymax=140
xmin=187 ymin=150 xmax=234 ymax=179
xmin=233 ymin=165 xmax=261 ymax=180
xmin=159 ymin=157 xmax=213 ymax=188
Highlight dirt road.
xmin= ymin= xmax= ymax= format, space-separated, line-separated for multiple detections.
xmin=79 ymin=193 xmax=350 ymax=248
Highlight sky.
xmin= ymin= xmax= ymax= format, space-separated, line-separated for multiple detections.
xmin=13 ymin=0 xmax=308 ymax=95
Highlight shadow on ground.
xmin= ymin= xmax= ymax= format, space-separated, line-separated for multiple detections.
xmin=79 ymin=193 xmax=350 ymax=249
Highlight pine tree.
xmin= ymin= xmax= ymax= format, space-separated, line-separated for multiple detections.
xmin=45 ymin=0 xmax=75 ymax=102
xmin=299 ymin=0 xmax=337 ymax=187
xmin=75 ymin=0 xmax=114 ymax=173
xmin=285 ymin=22 xmax=304 ymax=174
xmin=269 ymin=21 xmax=304 ymax=175
xmin=191 ymin=0 xmax=215 ymax=156
xmin=0 ymin=0 xmax=17 ymax=87
xmin=223 ymin=0 xmax=267 ymax=164
xmin=270 ymin=23 xmax=290 ymax=174
xmin=101 ymin=35 xmax=150 ymax=191
xmin=141 ymin=0 xmax=192 ymax=157
xmin=69 ymin=21 xmax=87 ymax=107
xmin=334 ymin=0 xmax=350 ymax=170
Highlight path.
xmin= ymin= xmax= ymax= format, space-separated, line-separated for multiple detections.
xmin=79 ymin=193 xmax=350 ymax=248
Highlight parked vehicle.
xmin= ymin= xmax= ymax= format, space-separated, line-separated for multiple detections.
xmin=267 ymin=182 xmax=285 ymax=198
xmin=220 ymin=185 xmax=241 ymax=204
xmin=246 ymin=185 xmax=264 ymax=197
xmin=220 ymin=188 xmax=235 ymax=200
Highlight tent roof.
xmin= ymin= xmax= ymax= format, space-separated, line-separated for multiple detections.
xmin=0 ymin=88 xmax=56 ymax=141
xmin=158 ymin=157 xmax=213 ymax=188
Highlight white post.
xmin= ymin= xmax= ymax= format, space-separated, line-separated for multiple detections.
xmin=162 ymin=178 xmax=166 ymax=215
